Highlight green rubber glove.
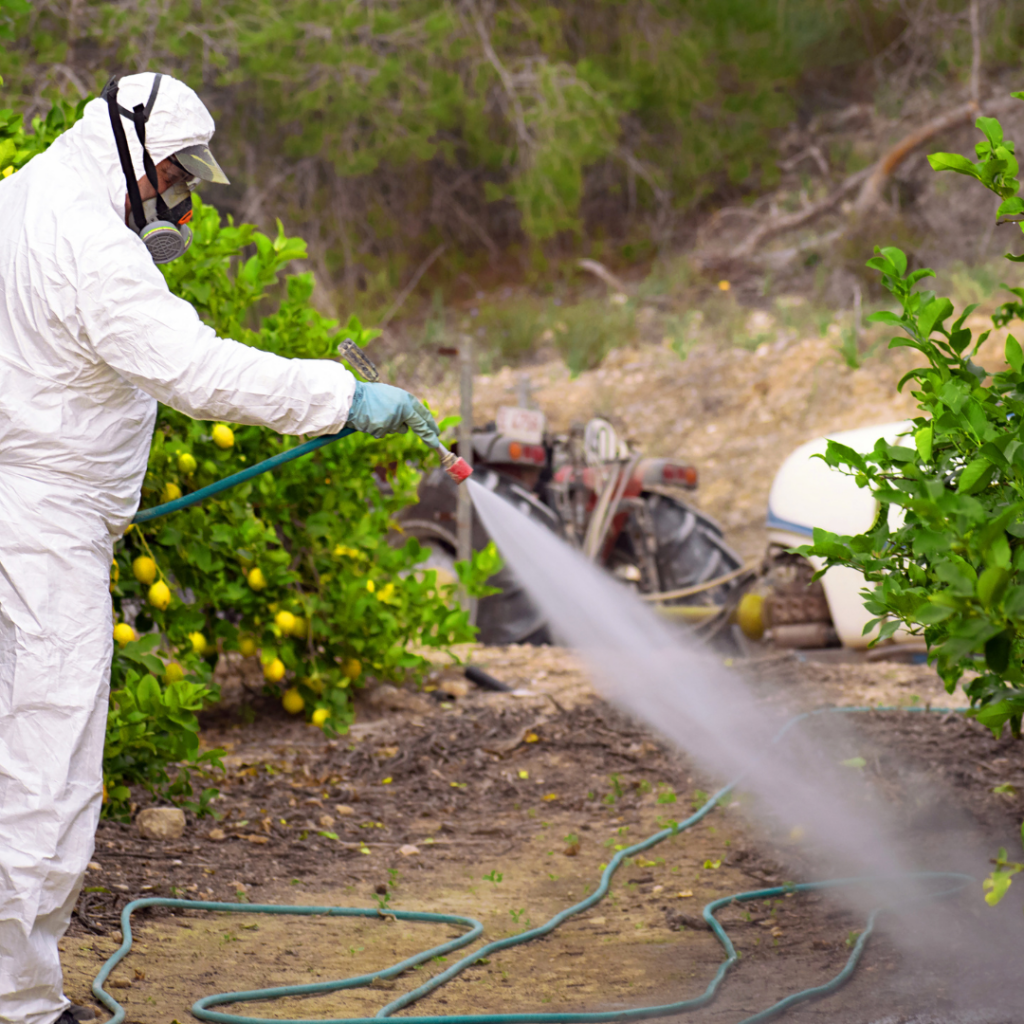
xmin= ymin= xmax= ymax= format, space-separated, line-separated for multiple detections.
xmin=345 ymin=382 xmax=441 ymax=448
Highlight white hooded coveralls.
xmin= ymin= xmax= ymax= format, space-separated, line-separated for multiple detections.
xmin=0 ymin=73 xmax=355 ymax=1023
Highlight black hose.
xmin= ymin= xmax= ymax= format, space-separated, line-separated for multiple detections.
xmin=464 ymin=665 xmax=511 ymax=692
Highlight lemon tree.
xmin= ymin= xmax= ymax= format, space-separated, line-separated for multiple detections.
xmin=102 ymin=198 xmax=498 ymax=819
xmin=802 ymin=99 xmax=1024 ymax=737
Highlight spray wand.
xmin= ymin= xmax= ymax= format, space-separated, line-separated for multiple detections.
xmin=337 ymin=340 xmax=472 ymax=484
xmin=133 ymin=340 xmax=470 ymax=524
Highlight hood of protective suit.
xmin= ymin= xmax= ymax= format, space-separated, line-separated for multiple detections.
xmin=46 ymin=72 xmax=216 ymax=221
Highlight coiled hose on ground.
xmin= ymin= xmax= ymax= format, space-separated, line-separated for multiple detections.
xmin=92 ymin=706 xmax=973 ymax=1024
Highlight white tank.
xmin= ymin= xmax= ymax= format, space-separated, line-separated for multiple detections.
xmin=766 ymin=421 xmax=915 ymax=648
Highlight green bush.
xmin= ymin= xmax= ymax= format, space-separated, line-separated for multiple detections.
xmin=801 ymin=96 xmax=1024 ymax=738
xmin=2 ymin=95 xmax=498 ymax=819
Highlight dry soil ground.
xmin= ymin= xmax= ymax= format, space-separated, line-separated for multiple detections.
xmin=63 ymin=646 xmax=1024 ymax=1024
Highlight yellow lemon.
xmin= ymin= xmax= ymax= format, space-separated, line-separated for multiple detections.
xmin=311 ymin=708 xmax=330 ymax=727
xmin=148 ymin=580 xmax=171 ymax=610
xmin=304 ymin=672 xmax=324 ymax=693
xmin=113 ymin=623 xmax=135 ymax=646
xmin=189 ymin=631 xmax=208 ymax=656
xmin=247 ymin=566 xmax=267 ymax=591
xmin=736 ymin=592 xmax=765 ymax=641
xmin=274 ymin=610 xmax=297 ymax=633
xmin=263 ymin=657 xmax=286 ymax=683
xmin=178 ymin=452 xmax=197 ymax=474
xmin=345 ymin=658 xmax=362 ymax=681
xmin=212 ymin=424 xmax=235 ymax=449
xmin=290 ymin=615 xmax=307 ymax=639
xmin=109 ymin=561 xmax=120 ymax=584
xmin=161 ymin=482 xmax=182 ymax=503
xmin=132 ymin=556 xmax=157 ymax=585
xmin=238 ymin=636 xmax=257 ymax=658
xmin=281 ymin=687 xmax=304 ymax=714
xmin=165 ymin=662 xmax=185 ymax=683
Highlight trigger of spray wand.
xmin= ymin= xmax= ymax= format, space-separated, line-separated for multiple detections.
xmin=338 ymin=338 xmax=472 ymax=485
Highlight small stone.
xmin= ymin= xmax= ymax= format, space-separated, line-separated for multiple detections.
xmin=245 ymin=834 xmax=269 ymax=845
xmin=398 ymin=844 xmax=420 ymax=857
xmin=318 ymin=814 xmax=335 ymax=828
xmin=136 ymin=807 xmax=186 ymax=841
xmin=108 ymin=978 xmax=132 ymax=990
xmin=207 ymin=828 xmax=226 ymax=842
xmin=87 ymin=861 xmax=102 ymax=872
xmin=439 ymin=679 xmax=469 ymax=699
xmin=335 ymin=804 xmax=355 ymax=816
xmin=367 ymin=684 xmax=432 ymax=714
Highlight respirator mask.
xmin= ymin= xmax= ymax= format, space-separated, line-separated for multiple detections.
xmin=101 ymin=74 xmax=197 ymax=264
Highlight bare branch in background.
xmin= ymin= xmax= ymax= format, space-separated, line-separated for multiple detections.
xmin=727 ymin=167 xmax=871 ymax=261
xmin=50 ymin=63 xmax=88 ymax=99
xmin=969 ymin=0 xmax=982 ymax=106
xmin=616 ymin=147 xmax=672 ymax=249
xmin=379 ymin=245 xmax=447 ymax=329
xmin=577 ymin=259 xmax=627 ymax=293
xmin=466 ymin=0 xmax=530 ymax=150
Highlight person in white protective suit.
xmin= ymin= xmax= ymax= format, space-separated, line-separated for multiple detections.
xmin=0 ymin=72 xmax=440 ymax=1024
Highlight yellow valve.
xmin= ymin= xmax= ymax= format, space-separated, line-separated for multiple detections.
xmin=736 ymin=592 xmax=765 ymax=641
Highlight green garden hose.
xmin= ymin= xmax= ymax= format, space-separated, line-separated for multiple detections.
xmin=132 ymin=428 xmax=355 ymax=524
xmin=92 ymin=706 xmax=974 ymax=1024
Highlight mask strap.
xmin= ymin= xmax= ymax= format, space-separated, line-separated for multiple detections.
xmin=130 ymin=87 xmax=173 ymax=222
xmin=103 ymin=77 xmax=148 ymax=234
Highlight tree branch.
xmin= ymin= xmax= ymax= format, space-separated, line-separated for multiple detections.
xmin=969 ymin=0 xmax=982 ymax=106
xmin=728 ymin=167 xmax=871 ymax=260
xmin=466 ymin=0 xmax=530 ymax=150
xmin=379 ymin=245 xmax=446 ymax=329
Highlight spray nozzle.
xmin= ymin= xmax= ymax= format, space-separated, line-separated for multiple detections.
xmin=439 ymin=446 xmax=473 ymax=485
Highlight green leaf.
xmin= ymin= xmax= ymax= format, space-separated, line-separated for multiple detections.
xmin=918 ymin=297 xmax=954 ymax=339
xmin=985 ymin=632 xmax=1012 ymax=673
xmin=927 ymin=152 xmax=981 ymax=177
xmin=879 ymin=246 xmax=908 ymax=277
xmin=1007 ymin=334 xmax=1024 ymax=375
xmin=983 ymin=868 xmax=1015 ymax=906
xmin=957 ymin=457 xmax=992 ymax=494
xmin=914 ymin=425 xmax=933 ymax=463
